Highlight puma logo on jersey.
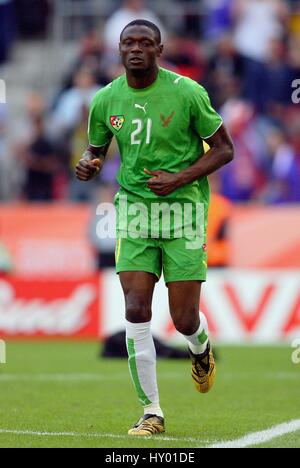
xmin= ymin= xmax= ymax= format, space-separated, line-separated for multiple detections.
xmin=135 ymin=103 xmax=148 ymax=114
xmin=160 ymin=112 xmax=175 ymax=128
xmin=174 ymin=76 xmax=183 ymax=84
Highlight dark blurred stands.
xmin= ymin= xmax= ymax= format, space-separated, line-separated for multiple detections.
xmin=0 ymin=0 xmax=300 ymax=204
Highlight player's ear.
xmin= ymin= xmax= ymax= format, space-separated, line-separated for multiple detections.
xmin=157 ymin=44 xmax=164 ymax=58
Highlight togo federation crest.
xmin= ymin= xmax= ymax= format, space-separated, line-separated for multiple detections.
xmin=110 ymin=115 xmax=125 ymax=131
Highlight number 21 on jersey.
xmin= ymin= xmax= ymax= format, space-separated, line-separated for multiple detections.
xmin=131 ymin=119 xmax=152 ymax=145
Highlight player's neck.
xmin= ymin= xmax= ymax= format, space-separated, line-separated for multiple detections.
xmin=126 ymin=66 xmax=159 ymax=90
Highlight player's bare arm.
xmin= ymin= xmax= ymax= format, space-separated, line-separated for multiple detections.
xmin=146 ymin=124 xmax=234 ymax=196
xmin=75 ymin=142 xmax=110 ymax=182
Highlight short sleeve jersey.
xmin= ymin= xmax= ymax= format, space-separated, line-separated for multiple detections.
xmin=88 ymin=67 xmax=222 ymax=205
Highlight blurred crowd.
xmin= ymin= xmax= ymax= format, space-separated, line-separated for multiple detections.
xmin=1 ymin=0 xmax=300 ymax=204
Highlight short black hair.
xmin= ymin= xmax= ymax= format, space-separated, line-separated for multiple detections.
xmin=120 ymin=19 xmax=161 ymax=44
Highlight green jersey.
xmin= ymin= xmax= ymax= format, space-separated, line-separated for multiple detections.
xmin=88 ymin=67 xmax=222 ymax=203
xmin=89 ymin=68 xmax=222 ymax=238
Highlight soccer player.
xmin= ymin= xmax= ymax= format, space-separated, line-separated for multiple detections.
xmin=76 ymin=20 xmax=234 ymax=436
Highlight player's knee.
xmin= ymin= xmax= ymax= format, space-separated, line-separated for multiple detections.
xmin=172 ymin=309 xmax=199 ymax=336
xmin=126 ymin=303 xmax=152 ymax=323
xmin=175 ymin=323 xmax=197 ymax=336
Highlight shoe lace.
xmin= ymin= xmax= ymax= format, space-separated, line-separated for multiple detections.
xmin=136 ymin=417 xmax=162 ymax=434
xmin=194 ymin=352 xmax=211 ymax=378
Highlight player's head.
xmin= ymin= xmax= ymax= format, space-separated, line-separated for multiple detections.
xmin=119 ymin=20 xmax=163 ymax=74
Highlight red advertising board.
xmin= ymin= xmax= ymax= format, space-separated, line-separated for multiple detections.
xmin=0 ymin=270 xmax=300 ymax=343
xmin=0 ymin=276 xmax=100 ymax=339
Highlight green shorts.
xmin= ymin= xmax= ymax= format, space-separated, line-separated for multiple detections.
xmin=115 ymin=235 xmax=208 ymax=284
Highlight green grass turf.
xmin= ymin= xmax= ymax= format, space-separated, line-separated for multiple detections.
xmin=0 ymin=342 xmax=299 ymax=448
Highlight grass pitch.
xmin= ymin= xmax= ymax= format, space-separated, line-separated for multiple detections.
xmin=0 ymin=342 xmax=299 ymax=448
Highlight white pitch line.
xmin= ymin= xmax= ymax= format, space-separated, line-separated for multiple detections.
xmin=0 ymin=428 xmax=207 ymax=444
xmin=0 ymin=374 xmax=116 ymax=382
xmin=0 ymin=373 xmax=184 ymax=382
xmin=0 ymin=372 xmax=298 ymax=382
xmin=206 ymin=419 xmax=300 ymax=448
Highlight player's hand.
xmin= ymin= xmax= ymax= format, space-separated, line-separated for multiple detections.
xmin=144 ymin=169 xmax=182 ymax=196
xmin=75 ymin=158 xmax=101 ymax=181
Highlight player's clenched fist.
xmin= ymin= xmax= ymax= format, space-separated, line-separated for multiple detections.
xmin=75 ymin=158 xmax=102 ymax=181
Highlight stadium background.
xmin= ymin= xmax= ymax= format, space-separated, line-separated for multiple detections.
xmin=0 ymin=0 xmax=300 ymax=449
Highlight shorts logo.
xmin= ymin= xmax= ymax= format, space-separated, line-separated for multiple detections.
xmin=110 ymin=115 xmax=125 ymax=131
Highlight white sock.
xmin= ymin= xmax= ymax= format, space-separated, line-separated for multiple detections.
xmin=143 ymin=402 xmax=164 ymax=418
xmin=125 ymin=320 xmax=164 ymax=418
xmin=182 ymin=311 xmax=209 ymax=355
